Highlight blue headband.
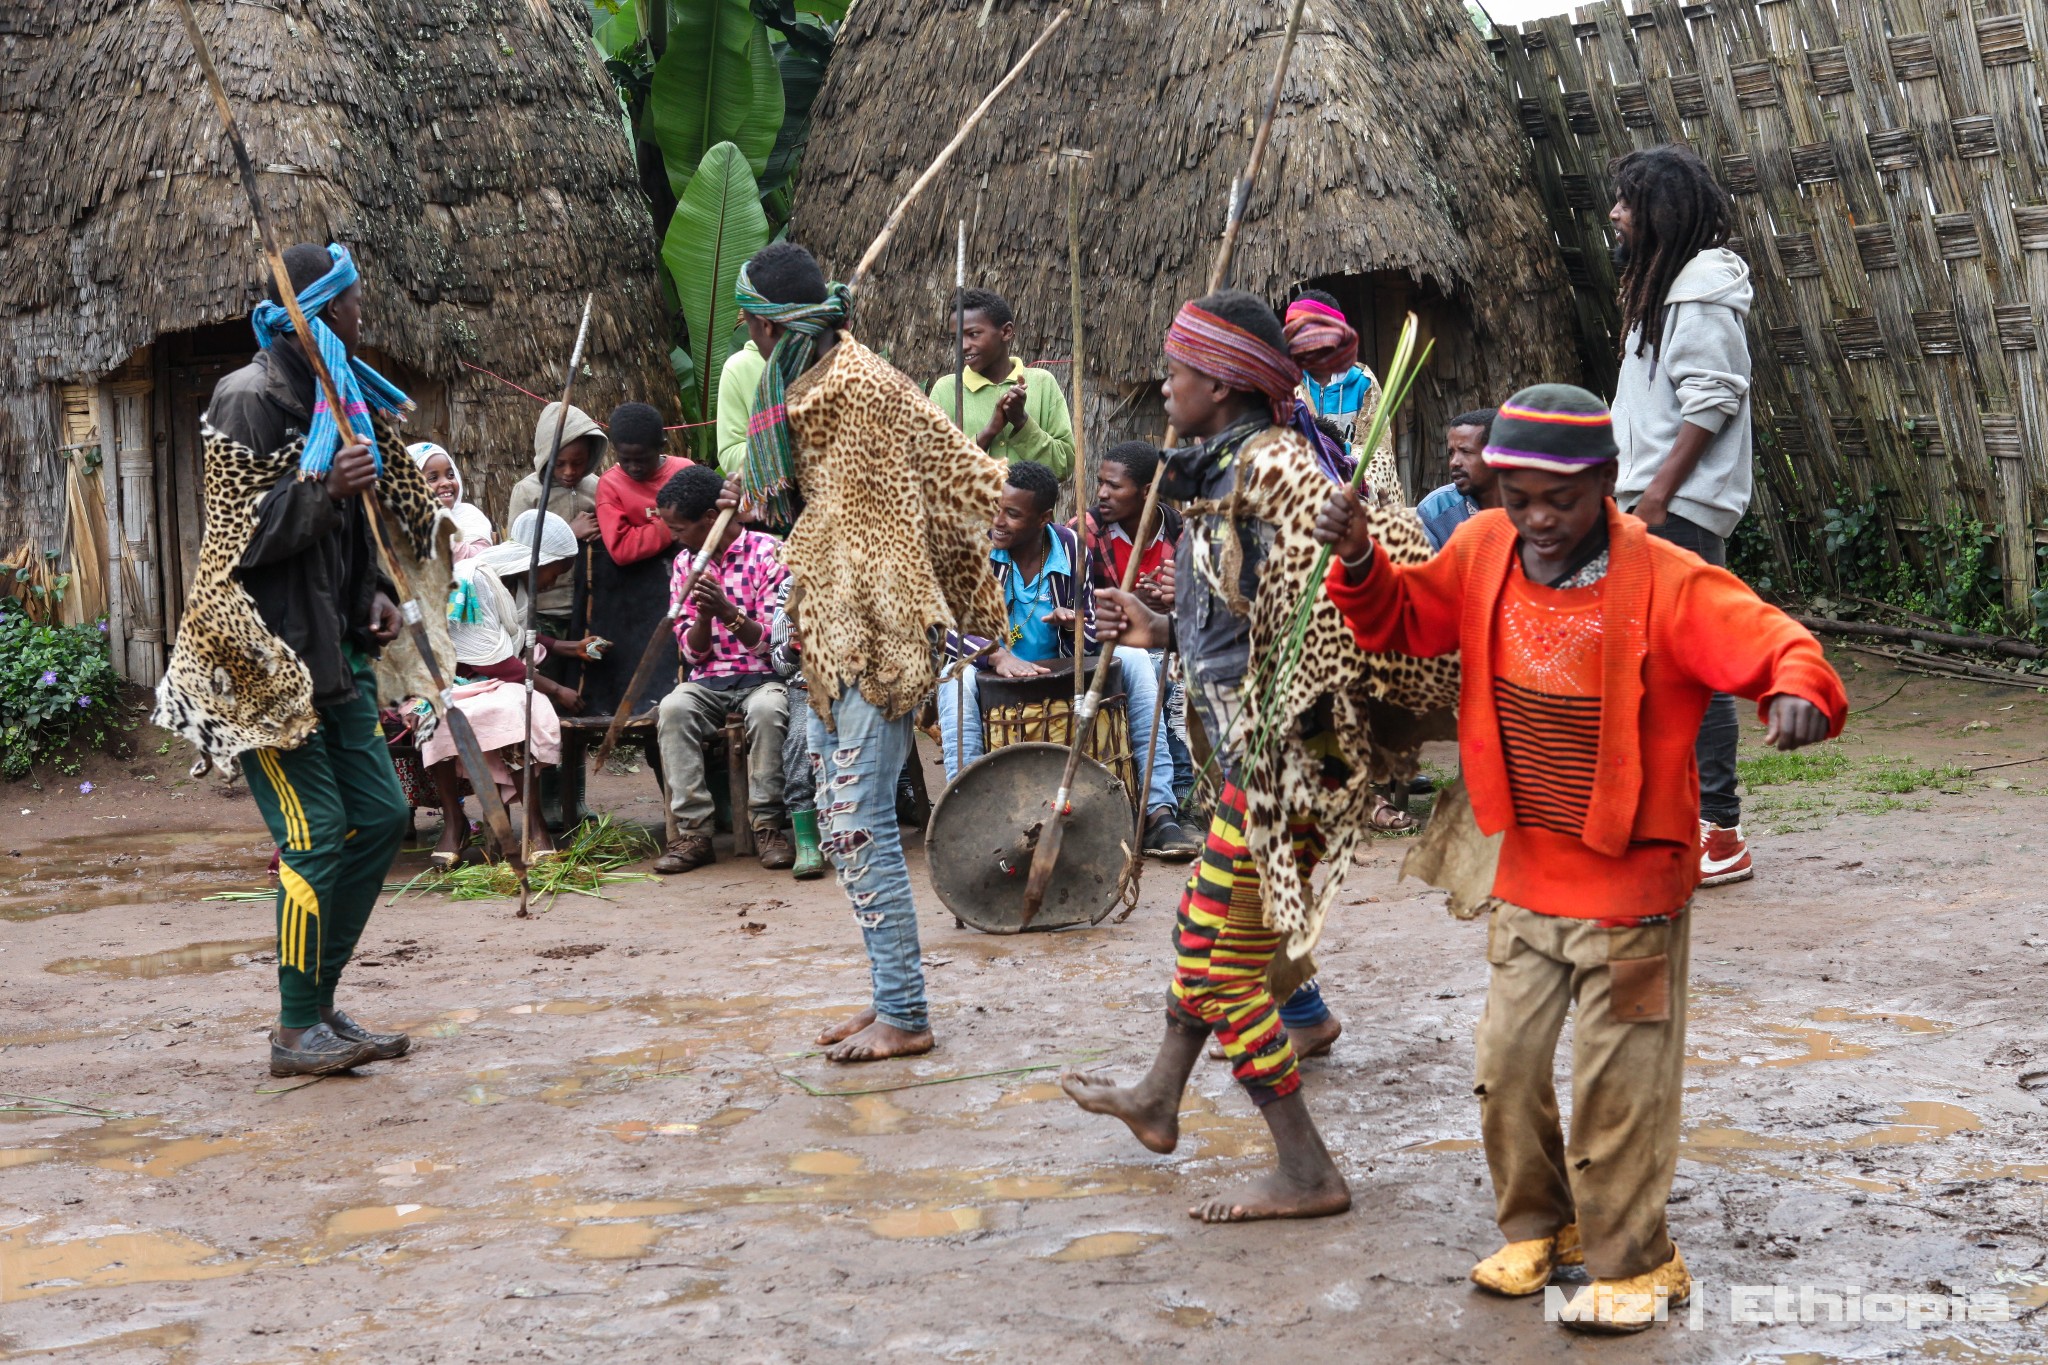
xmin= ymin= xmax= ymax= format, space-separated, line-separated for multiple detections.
xmin=250 ymin=244 xmax=411 ymax=477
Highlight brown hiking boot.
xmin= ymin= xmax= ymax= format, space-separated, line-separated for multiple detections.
xmin=652 ymin=832 xmax=714 ymax=875
xmin=756 ymin=826 xmax=795 ymax=871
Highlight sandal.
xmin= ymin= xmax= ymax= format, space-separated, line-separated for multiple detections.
xmin=429 ymin=850 xmax=461 ymax=870
xmin=1369 ymin=795 xmax=1416 ymax=833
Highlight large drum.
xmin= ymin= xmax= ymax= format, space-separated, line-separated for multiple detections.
xmin=977 ymin=656 xmax=1136 ymax=809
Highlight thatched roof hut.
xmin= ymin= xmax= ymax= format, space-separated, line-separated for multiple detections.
xmin=793 ymin=0 xmax=1581 ymax=495
xmin=0 ymin=0 xmax=671 ymax=683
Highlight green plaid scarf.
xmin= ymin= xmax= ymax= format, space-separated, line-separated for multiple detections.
xmin=736 ymin=264 xmax=853 ymax=532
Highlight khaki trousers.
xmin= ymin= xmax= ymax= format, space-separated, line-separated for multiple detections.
xmin=1473 ymin=901 xmax=1691 ymax=1280
xmin=656 ymin=678 xmax=788 ymax=833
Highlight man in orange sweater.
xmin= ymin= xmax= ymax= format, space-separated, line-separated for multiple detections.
xmin=1317 ymin=384 xmax=1846 ymax=1333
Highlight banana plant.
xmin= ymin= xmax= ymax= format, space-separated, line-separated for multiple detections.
xmin=663 ymin=141 xmax=772 ymax=457
xmin=649 ymin=0 xmax=783 ymax=195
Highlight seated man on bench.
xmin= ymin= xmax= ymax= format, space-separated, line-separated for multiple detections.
xmin=935 ymin=460 xmax=1199 ymax=860
xmin=651 ymin=465 xmax=795 ymax=873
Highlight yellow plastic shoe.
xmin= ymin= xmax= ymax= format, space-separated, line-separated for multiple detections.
xmin=1470 ymin=1222 xmax=1583 ymax=1297
xmin=1558 ymin=1245 xmax=1691 ymax=1333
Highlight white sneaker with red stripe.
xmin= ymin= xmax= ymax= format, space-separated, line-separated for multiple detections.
xmin=1699 ymin=820 xmax=1752 ymax=886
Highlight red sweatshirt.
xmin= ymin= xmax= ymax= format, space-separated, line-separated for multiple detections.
xmin=597 ymin=457 xmax=692 ymax=565
xmin=1325 ymin=502 xmax=1847 ymax=918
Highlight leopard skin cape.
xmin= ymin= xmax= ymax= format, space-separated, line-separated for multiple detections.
xmin=151 ymin=412 xmax=448 ymax=769
xmin=1191 ymin=426 xmax=1461 ymax=993
xmin=781 ymin=335 xmax=1007 ymax=723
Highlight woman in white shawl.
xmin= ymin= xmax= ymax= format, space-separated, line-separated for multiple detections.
xmin=421 ymin=509 xmax=595 ymax=864
xmin=409 ymin=441 xmax=496 ymax=561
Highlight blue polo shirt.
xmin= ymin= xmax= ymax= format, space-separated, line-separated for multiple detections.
xmin=992 ymin=528 xmax=1069 ymax=662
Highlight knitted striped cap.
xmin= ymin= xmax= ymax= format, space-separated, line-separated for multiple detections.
xmin=1483 ymin=383 xmax=1618 ymax=474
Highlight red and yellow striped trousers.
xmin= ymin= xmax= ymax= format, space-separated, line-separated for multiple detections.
xmin=1167 ymin=782 xmax=1324 ymax=1106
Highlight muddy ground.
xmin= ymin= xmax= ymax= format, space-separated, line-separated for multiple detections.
xmin=2 ymin=649 xmax=2046 ymax=1363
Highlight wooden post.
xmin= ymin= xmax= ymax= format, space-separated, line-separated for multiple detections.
xmin=726 ymin=712 xmax=754 ymax=856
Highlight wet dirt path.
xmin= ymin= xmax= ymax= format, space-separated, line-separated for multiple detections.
xmin=2 ymin=657 xmax=2045 ymax=1362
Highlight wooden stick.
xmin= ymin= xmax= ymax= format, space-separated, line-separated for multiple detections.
xmin=1065 ymin=153 xmax=1090 ymax=689
xmin=597 ymin=22 xmax=1070 ymax=770
xmin=953 ymin=220 xmax=968 ymax=426
xmin=517 ymin=294 xmax=595 ymax=913
xmin=1793 ymin=614 xmax=2048 ymax=660
xmin=169 ymin=0 xmax=517 ymax=861
xmin=1018 ymin=0 xmax=1310 ymax=930
xmin=845 ymin=8 xmax=1071 ymax=290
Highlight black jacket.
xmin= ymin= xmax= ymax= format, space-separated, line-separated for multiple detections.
xmin=206 ymin=346 xmax=390 ymax=709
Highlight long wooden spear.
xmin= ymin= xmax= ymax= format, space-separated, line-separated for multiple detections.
xmin=516 ymin=294 xmax=595 ymax=914
xmin=1063 ymin=150 xmax=1090 ymax=686
xmin=594 ymin=7 xmax=1073 ymax=771
xmin=1017 ymin=0 xmax=1310 ymax=930
xmin=169 ymin=0 xmax=518 ymax=862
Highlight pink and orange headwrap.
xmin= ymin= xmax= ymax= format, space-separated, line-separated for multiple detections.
xmin=1163 ymin=302 xmax=1302 ymax=423
xmin=1282 ymin=297 xmax=1360 ymax=378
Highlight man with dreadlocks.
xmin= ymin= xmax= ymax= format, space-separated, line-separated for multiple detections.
xmin=1608 ymin=144 xmax=1758 ymax=888
xmin=1061 ymin=288 xmax=1360 ymax=1223
xmin=733 ymin=241 xmax=1007 ymax=1063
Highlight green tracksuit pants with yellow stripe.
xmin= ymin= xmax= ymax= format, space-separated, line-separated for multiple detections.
xmin=240 ymin=651 xmax=410 ymax=1029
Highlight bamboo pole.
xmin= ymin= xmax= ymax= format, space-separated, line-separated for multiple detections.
xmin=595 ymin=9 xmax=1074 ymax=772
xmin=1018 ymin=0 xmax=1310 ymax=930
xmin=168 ymin=0 xmax=517 ymax=861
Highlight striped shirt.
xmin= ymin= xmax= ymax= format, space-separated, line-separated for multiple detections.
xmin=1494 ymin=560 xmax=1605 ymax=838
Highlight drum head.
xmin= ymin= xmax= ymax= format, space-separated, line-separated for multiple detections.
xmin=924 ymin=742 xmax=1131 ymax=933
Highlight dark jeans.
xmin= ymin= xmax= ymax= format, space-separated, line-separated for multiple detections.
xmin=1646 ymin=514 xmax=1741 ymax=827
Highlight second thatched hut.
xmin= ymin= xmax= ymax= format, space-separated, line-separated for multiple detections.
xmin=793 ymin=0 xmax=1582 ymax=496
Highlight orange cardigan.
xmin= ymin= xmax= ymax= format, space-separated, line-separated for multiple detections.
xmin=1325 ymin=502 xmax=1848 ymax=917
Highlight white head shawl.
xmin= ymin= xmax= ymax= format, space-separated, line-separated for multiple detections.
xmin=409 ymin=440 xmax=497 ymax=549
xmin=447 ymin=511 xmax=577 ymax=667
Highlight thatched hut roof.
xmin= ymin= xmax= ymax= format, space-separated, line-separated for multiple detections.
xmin=0 ymin=0 xmax=672 ymax=535
xmin=793 ymin=0 xmax=1580 ymax=459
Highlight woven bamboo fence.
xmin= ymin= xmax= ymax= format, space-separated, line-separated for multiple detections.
xmin=1494 ymin=0 xmax=2048 ymax=610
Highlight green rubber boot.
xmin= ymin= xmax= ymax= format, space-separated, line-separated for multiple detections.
xmin=790 ymin=809 xmax=826 ymax=880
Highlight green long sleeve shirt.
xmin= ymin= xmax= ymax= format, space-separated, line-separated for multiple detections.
xmin=926 ymin=357 xmax=1074 ymax=479
xmin=717 ymin=340 xmax=768 ymax=476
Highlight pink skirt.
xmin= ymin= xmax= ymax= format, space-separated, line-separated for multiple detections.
xmin=420 ymin=679 xmax=562 ymax=803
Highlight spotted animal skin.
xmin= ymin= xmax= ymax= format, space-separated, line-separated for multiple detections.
xmin=782 ymin=334 xmax=1008 ymax=723
xmin=151 ymin=414 xmax=443 ymax=771
xmin=1191 ymin=426 xmax=1461 ymax=975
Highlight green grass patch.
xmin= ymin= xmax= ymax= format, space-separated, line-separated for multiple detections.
xmin=1738 ymin=747 xmax=1850 ymax=787
xmin=1856 ymin=763 xmax=1972 ymax=794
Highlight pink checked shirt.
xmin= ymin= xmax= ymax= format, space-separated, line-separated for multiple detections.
xmin=670 ymin=528 xmax=788 ymax=682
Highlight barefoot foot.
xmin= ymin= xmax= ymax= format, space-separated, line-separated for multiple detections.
xmin=1060 ymin=1071 xmax=1181 ymax=1154
xmin=817 ymin=1007 xmax=875 ymax=1047
xmin=825 ymin=1020 xmax=933 ymax=1063
xmin=1207 ymin=1014 xmax=1344 ymax=1062
xmin=1188 ymin=1167 xmax=1352 ymax=1223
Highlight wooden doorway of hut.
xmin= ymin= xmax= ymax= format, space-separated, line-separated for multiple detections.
xmin=1297 ymin=271 xmax=1480 ymax=503
xmin=152 ymin=320 xmax=255 ymax=632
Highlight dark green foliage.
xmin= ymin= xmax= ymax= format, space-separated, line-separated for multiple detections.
xmin=0 ymin=598 xmax=120 ymax=779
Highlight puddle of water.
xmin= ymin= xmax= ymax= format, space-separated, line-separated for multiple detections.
xmin=0 ymin=830 xmax=274 ymax=917
xmin=819 ymin=1094 xmax=917 ymax=1137
xmin=560 ymin=1220 xmax=664 ymax=1260
xmin=458 ymin=1086 xmax=504 ymax=1107
xmin=0 ymin=1119 xmax=248 ymax=1180
xmin=703 ymin=1107 xmax=756 ymax=1129
xmin=1048 ymin=1231 xmax=1164 ymax=1262
xmin=790 ymin=1149 xmax=866 ymax=1176
xmin=1406 ymin=1137 xmax=1482 ymax=1153
xmin=0 ymin=1224 xmax=246 ymax=1301
xmin=565 ymin=1200 xmax=698 ymax=1219
xmin=44 ymin=938 xmax=274 ymax=979
xmin=1809 ymin=1007 xmax=1951 ymax=1034
xmin=995 ymin=1082 xmax=1067 ymax=1108
xmin=867 ymin=1205 xmax=982 ymax=1239
xmin=1177 ymin=1091 xmax=1272 ymax=1162
xmin=1959 ymin=1160 xmax=2048 ymax=1182
xmin=1683 ymin=1101 xmax=1982 ymax=1173
xmin=324 ymin=1204 xmax=445 ymax=1240
xmin=1164 ymin=1305 xmax=1215 ymax=1328
xmin=11 ymin=1322 xmax=202 ymax=1357
xmin=375 ymin=1160 xmax=455 ymax=1176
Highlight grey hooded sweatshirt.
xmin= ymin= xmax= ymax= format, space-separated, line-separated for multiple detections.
xmin=507 ymin=401 xmax=606 ymax=616
xmin=1612 ymin=247 xmax=1755 ymax=539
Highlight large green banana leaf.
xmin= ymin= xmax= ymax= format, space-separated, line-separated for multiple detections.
xmin=649 ymin=0 xmax=783 ymax=195
xmin=663 ymin=142 xmax=772 ymax=453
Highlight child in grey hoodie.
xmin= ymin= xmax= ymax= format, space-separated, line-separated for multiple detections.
xmin=1607 ymin=144 xmax=1756 ymax=886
